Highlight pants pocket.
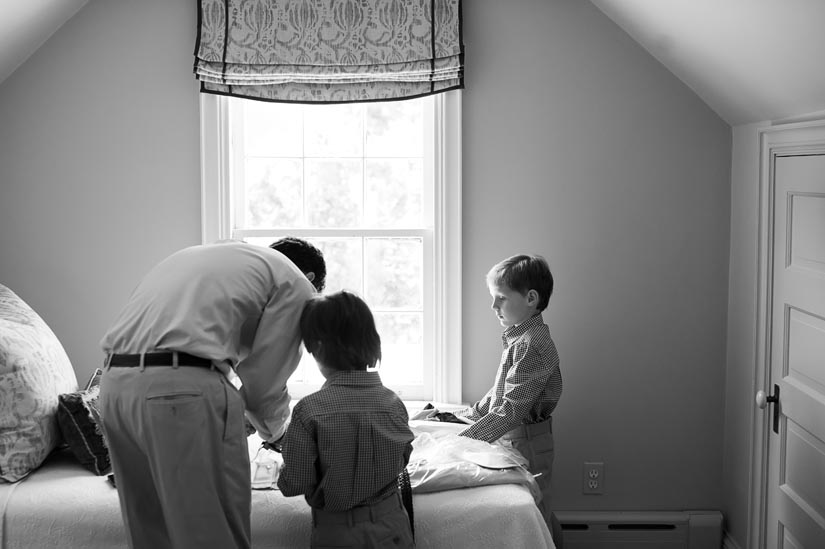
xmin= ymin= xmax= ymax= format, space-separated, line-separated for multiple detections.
xmin=366 ymin=510 xmax=414 ymax=548
xmin=145 ymin=391 xmax=208 ymax=455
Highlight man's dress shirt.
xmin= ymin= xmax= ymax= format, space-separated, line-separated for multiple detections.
xmin=100 ymin=240 xmax=315 ymax=442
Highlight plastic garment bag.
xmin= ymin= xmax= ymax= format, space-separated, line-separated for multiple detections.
xmin=407 ymin=421 xmax=541 ymax=503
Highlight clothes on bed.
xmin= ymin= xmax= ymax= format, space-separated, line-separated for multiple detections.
xmin=407 ymin=421 xmax=541 ymax=502
xmin=98 ymin=241 xmax=316 ymax=549
xmin=255 ymin=421 xmax=541 ymax=502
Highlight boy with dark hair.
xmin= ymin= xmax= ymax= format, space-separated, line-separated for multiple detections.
xmin=277 ymin=290 xmax=415 ymax=548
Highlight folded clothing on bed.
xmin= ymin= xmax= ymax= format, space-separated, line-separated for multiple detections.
xmin=407 ymin=420 xmax=541 ymax=503
xmin=247 ymin=422 xmax=540 ymax=504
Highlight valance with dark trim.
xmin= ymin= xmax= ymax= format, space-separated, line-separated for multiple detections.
xmin=194 ymin=0 xmax=464 ymax=104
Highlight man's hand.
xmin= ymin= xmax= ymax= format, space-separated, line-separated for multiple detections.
xmin=244 ymin=417 xmax=257 ymax=437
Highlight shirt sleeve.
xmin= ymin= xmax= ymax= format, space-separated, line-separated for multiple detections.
xmin=276 ymin=403 xmax=319 ymax=497
xmin=395 ymin=399 xmax=414 ymax=466
xmin=458 ymin=341 xmax=551 ymax=443
xmin=453 ymin=385 xmax=493 ymax=422
xmin=238 ymin=275 xmax=314 ymax=442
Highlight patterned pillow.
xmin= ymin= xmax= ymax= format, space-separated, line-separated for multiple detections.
xmin=57 ymin=371 xmax=111 ymax=475
xmin=0 ymin=284 xmax=78 ymax=482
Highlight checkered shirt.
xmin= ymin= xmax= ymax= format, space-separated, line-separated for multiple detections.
xmin=456 ymin=313 xmax=562 ymax=443
xmin=276 ymin=370 xmax=414 ymax=512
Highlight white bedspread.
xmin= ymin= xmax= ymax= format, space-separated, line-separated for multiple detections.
xmin=0 ymin=448 xmax=554 ymax=549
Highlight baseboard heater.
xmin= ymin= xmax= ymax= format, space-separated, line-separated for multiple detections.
xmin=554 ymin=510 xmax=723 ymax=549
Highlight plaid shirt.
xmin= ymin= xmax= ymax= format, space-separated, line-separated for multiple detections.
xmin=277 ymin=371 xmax=413 ymax=512
xmin=456 ymin=313 xmax=562 ymax=443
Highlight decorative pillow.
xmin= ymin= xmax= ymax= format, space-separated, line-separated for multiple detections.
xmin=57 ymin=370 xmax=110 ymax=475
xmin=0 ymin=284 xmax=78 ymax=482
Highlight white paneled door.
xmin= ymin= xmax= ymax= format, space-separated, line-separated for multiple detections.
xmin=764 ymin=148 xmax=825 ymax=548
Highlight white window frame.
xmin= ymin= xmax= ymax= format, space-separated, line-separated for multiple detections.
xmin=199 ymin=92 xmax=462 ymax=403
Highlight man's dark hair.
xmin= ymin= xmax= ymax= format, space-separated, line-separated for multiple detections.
xmin=299 ymin=290 xmax=381 ymax=371
xmin=269 ymin=237 xmax=326 ymax=292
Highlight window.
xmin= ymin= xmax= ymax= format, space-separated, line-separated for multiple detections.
xmin=200 ymin=92 xmax=462 ymax=402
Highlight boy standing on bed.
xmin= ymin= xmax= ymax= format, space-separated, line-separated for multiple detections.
xmin=277 ymin=291 xmax=415 ymax=549
xmin=450 ymin=254 xmax=561 ymax=525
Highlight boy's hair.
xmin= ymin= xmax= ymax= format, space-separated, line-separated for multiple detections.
xmin=269 ymin=236 xmax=326 ymax=292
xmin=486 ymin=254 xmax=554 ymax=311
xmin=299 ymin=290 xmax=381 ymax=371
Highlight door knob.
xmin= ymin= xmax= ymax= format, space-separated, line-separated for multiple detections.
xmin=755 ymin=390 xmax=777 ymax=409
xmin=755 ymin=384 xmax=780 ymax=434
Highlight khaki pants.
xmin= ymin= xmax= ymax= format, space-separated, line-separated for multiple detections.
xmin=502 ymin=418 xmax=554 ymax=525
xmin=310 ymin=492 xmax=414 ymax=549
xmin=99 ymin=365 xmax=250 ymax=549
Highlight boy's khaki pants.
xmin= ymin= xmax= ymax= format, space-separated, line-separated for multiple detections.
xmin=99 ymin=364 xmax=251 ymax=549
xmin=502 ymin=418 xmax=555 ymax=525
xmin=310 ymin=491 xmax=414 ymax=548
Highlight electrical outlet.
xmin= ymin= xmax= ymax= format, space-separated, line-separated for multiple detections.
xmin=583 ymin=461 xmax=604 ymax=494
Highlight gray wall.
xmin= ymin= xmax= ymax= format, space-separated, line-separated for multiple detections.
xmin=0 ymin=0 xmax=734 ymax=518
xmin=0 ymin=0 xmax=201 ymax=378
xmin=462 ymin=0 xmax=731 ymax=513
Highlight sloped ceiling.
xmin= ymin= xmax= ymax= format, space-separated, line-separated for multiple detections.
xmin=1 ymin=1 xmax=824 ymax=127
xmin=0 ymin=0 xmax=89 ymax=84
xmin=590 ymin=0 xmax=825 ymax=126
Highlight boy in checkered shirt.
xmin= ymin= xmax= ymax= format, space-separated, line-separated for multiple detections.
xmin=418 ymin=254 xmax=562 ymax=526
xmin=277 ymin=290 xmax=415 ymax=548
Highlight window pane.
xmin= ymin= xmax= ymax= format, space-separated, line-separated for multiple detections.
xmin=375 ymin=312 xmax=423 ymax=385
xmin=365 ymin=159 xmax=423 ymax=228
xmin=245 ymin=237 xmax=363 ymax=294
xmin=304 ymin=104 xmax=363 ymax=157
xmin=243 ymin=100 xmax=303 ymax=157
xmin=305 ymin=159 xmax=362 ymax=228
xmin=244 ymin=158 xmax=303 ymax=228
xmin=365 ymin=238 xmax=422 ymax=309
xmin=365 ymin=102 xmax=423 ymax=157
xmin=289 ymin=351 xmax=325 ymax=384
xmin=311 ymin=238 xmax=363 ymax=294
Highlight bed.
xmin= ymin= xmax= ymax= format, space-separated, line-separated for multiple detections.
xmin=0 ymin=437 xmax=555 ymax=549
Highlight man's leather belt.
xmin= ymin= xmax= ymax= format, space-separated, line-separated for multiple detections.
xmin=107 ymin=352 xmax=212 ymax=368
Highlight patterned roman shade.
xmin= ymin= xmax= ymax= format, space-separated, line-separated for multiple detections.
xmin=194 ymin=0 xmax=464 ymax=104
